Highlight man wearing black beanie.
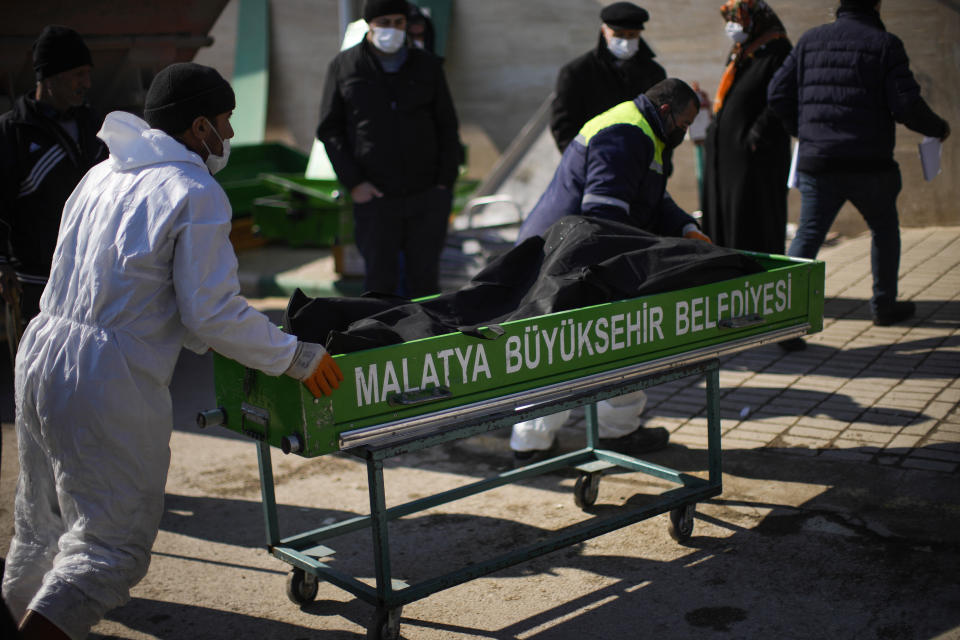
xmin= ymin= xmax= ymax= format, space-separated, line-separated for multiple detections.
xmin=2 ymin=62 xmax=343 ymax=640
xmin=318 ymin=0 xmax=460 ymax=299
xmin=768 ymin=0 xmax=950 ymax=342
xmin=0 ymin=25 xmax=106 ymax=337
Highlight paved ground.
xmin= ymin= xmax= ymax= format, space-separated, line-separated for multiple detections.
xmin=1 ymin=226 xmax=958 ymax=639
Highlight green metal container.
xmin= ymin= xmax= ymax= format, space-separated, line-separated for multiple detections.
xmin=452 ymin=178 xmax=480 ymax=214
xmin=215 ymin=143 xmax=309 ymax=218
xmin=209 ymin=253 xmax=825 ymax=457
xmin=247 ymin=175 xmax=479 ymax=247
xmin=250 ymin=174 xmax=352 ymax=247
xmin=250 ymin=196 xmax=349 ymax=248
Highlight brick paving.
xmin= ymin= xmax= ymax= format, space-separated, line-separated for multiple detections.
xmin=649 ymin=226 xmax=960 ymax=473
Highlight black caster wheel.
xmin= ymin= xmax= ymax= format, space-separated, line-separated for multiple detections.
xmin=286 ymin=567 xmax=318 ymax=605
xmin=368 ymin=606 xmax=403 ymax=640
xmin=668 ymin=504 xmax=696 ymax=543
xmin=573 ymin=472 xmax=601 ymax=509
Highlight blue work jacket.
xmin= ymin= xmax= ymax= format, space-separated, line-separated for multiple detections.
xmin=517 ymin=94 xmax=695 ymax=243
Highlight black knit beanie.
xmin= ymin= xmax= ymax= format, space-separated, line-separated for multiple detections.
xmin=33 ymin=25 xmax=92 ymax=80
xmin=143 ymin=63 xmax=236 ymax=135
xmin=363 ymin=0 xmax=409 ymax=22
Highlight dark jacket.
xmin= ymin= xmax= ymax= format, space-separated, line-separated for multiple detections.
xmin=767 ymin=7 xmax=947 ymax=173
xmin=703 ymin=37 xmax=792 ymax=253
xmin=316 ymin=39 xmax=460 ymax=196
xmin=518 ymin=95 xmax=696 ymax=243
xmin=0 ymin=95 xmax=106 ymax=279
xmin=550 ymin=34 xmax=666 ymax=153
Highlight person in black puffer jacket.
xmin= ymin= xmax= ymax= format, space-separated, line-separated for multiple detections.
xmin=767 ymin=0 xmax=950 ymax=336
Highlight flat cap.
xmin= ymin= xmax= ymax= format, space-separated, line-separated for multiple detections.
xmin=600 ymin=2 xmax=650 ymax=29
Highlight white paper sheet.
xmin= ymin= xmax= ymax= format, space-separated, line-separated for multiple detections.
xmin=919 ymin=136 xmax=942 ymax=182
xmin=787 ymin=140 xmax=799 ymax=189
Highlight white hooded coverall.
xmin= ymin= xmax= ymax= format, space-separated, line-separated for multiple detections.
xmin=510 ymin=391 xmax=647 ymax=451
xmin=2 ymin=111 xmax=298 ymax=639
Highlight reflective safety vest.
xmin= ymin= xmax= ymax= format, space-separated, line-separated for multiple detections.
xmin=575 ymin=100 xmax=665 ymax=175
xmin=515 ymin=94 xmax=693 ymax=244
xmin=573 ymin=100 xmax=666 ymax=214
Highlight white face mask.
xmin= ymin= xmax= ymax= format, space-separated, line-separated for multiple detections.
xmin=725 ymin=21 xmax=749 ymax=44
xmin=201 ymin=119 xmax=230 ymax=175
xmin=606 ymin=35 xmax=640 ymax=60
xmin=371 ymin=26 xmax=406 ymax=54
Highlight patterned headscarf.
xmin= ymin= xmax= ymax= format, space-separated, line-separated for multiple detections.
xmin=713 ymin=0 xmax=787 ymax=113
xmin=720 ymin=0 xmax=786 ymax=37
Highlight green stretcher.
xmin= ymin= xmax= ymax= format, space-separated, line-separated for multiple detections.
xmin=199 ymin=252 xmax=825 ymax=639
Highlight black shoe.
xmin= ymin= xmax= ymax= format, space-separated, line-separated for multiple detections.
xmin=512 ymin=440 xmax=559 ymax=468
xmin=598 ymin=426 xmax=669 ymax=456
xmin=873 ymin=301 xmax=915 ymax=326
xmin=778 ymin=337 xmax=807 ymax=352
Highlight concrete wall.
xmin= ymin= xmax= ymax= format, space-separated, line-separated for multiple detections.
xmin=197 ymin=0 xmax=958 ymax=229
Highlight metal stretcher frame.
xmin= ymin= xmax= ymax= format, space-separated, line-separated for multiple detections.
xmin=246 ymin=330 xmax=798 ymax=638
xmin=204 ymin=254 xmax=823 ymax=637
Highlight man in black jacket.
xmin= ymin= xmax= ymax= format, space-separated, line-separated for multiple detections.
xmin=317 ymin=0 xmax=460 ymax=298
xmin=549 ymin=2 xmax=666 ymax=154
xmin=0 ymin=25 xmax=106 ymax=327
xmin=768 ymin=0 xmax=950 ymax=334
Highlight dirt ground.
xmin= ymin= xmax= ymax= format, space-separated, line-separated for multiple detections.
xmin=3 ymin=224 xmax=960 ymax=639
xmin=2 ymin=345 xmax=958 ymax=639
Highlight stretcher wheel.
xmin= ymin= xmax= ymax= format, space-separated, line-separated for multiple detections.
xmin=573 ymin=472 xmax=601 ymax=509
xmin=668 ymin=504 xmax=696 ymax=543
xmin=367 ymin=606 xmax=403 ymax=640
xmin=286 ymin=567 xmax=319 ymax=605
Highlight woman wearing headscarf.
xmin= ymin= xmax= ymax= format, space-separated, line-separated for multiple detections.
xmin=702 ymin=0 xmax=792 ymax=253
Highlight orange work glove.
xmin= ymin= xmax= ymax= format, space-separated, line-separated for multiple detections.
xmin=684 ymin=229 xmax=713 ymax=244
xmin=284 ymin=341 xmax=344 ymax=397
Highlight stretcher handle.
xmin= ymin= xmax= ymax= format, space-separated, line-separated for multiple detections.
xmin=196 ymin=408 xmax=227 ymax=428
xmin=719 ymin=314 xmax=764 ymax=329
xmin=458 ymin=324 xmax=504 ymax=340
xmin=388 ymin=386 xmax=453 ymax=407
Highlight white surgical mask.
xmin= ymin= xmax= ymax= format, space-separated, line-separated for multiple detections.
xmin=371 ymin=26 xmax=406 ymax=54
xmin=201 ymin=119 xmax=230 ymax=175
xmin=606 ymin=35 xmax=639 ymax=60
xmin=725 ymin=21 xmax=749 ymax=44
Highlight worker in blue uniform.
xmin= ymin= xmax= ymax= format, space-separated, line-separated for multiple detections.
xmin=512 ymin=78 xmax=710 ymax=464
xmin=518 ymin=78 xmax=708 ymax=244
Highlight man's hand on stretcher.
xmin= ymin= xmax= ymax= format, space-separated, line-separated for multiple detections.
xmin=284 ymin=342 xmax=344 ymax=397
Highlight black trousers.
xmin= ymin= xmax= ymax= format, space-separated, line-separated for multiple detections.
xmin=353 ymin=186 xmax=452 ymax=298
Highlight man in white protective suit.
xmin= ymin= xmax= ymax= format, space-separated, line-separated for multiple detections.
xmin=511 ymin=391 xmax=656 ymax=466
xmin=2 ymin=62 xmax=344 ymax=640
